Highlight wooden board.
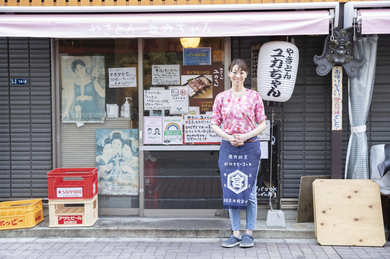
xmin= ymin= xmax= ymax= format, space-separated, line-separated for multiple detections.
xmin=313 ymin=179 xmax=386 ymax=246
xmin=297 ymin=175 xmax=330 ymax=223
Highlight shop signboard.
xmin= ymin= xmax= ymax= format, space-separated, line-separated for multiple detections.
xmin=257 ymin=41 xmax=299 ymax=102
xmin=183 ymin=47 xmax=212 ymax=66
xmin=108 ymin=67 xmax=137 ymax=88
xmin=96 ymin=129 xmax=139 ymax=195
xmin=183 ymin=114 xmax=221 ymax=144
xmin=152 ymin=64 xmax=180 ymax=85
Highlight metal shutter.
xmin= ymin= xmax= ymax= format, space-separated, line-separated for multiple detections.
xmin=0 ymin=38 xmax=11 ymax=198
xmin=0 ymin=38 xmax=52 ymax=199
xmin=368 ymin=36 xmax=390 ymax=146
xmin=281 ymin=36 xmax=333 ymax=198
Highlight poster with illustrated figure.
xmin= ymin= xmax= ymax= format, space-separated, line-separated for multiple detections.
xmin=61 ymin=56 xmax=106 ymax=123
xmin=96 ymin=129 xmax=139 ymax=195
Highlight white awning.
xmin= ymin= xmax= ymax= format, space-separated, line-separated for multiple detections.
xmin=359 ymin=9 xmax=390 ymax=34
xmin=0 ymin=10 xmax=331 ymax=38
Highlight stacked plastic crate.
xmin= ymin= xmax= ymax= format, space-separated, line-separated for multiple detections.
xmin=0 ymin=199 xmax=44 ymax=230
xmin=47 ymin=168 xmax=98 ymax=227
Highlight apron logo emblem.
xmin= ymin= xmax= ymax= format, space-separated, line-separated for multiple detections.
xmin=227 ymin=170 xmax=248 ymax=194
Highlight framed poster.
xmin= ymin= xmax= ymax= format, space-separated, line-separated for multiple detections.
xmin=96 ymin=129 xmax=139 ymax=195
xmin=61 ymin=56 xmax=106 ymax=123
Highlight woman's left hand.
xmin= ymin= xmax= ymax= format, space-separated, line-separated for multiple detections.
xmin=232 ymin=134 xmax=246 ymax=146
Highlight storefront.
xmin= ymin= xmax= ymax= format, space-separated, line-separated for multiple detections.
xmin=0 ymin=2 xmax=339 ymax=216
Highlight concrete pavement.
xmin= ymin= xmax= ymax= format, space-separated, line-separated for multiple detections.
xmin=0 ymin=237 xmax=389 ymax=259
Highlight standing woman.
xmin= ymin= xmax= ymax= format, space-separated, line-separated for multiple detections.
xmin=211 ymin=59 xmax=267 ymax=248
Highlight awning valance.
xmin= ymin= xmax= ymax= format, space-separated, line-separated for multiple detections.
xmin=0 ymin=10 xmax=330 ymax=38
xmin=360 ymin=9 xmax=390 ymax=34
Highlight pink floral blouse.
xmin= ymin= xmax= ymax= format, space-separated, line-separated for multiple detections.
xmin=212 ymin=88 xmax=267 ymax=135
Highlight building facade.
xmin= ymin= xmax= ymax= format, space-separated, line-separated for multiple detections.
xmin=0 ymin=0 xmax=389 ymax=216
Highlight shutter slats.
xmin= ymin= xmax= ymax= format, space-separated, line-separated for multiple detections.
xmin=0 ymin=38 xmax=52 ymax=198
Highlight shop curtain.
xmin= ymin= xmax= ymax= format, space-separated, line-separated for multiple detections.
xmin=345 ymin=35 xmax=378 ymax=179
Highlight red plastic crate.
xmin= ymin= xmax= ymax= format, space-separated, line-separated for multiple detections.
xmin=48 ymin=168 xmax=98 ymax=200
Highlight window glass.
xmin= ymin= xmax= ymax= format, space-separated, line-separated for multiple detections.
xmin=59 ymin=39 xmax=139 ymax=211
xmin=142 ymin=38 xmax=225 ymax=209
xmin=143 ymin=37 xmax=224 ymax=145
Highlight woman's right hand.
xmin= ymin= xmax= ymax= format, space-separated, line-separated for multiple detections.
xmin=228 ymin=135 xmax=244 ymax=147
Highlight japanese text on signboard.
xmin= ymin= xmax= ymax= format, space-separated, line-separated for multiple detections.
xmin=268 ymin=47 xmax=295 ymax=98
xmin=184 ymin=114 xmax=221 ymax=144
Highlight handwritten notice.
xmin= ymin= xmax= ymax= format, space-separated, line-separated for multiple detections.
xmin=184 ymin=114 xmax=221 ymax=144
xmin=144 ymin=116 xmax=163 ymax=144
xmin=108 ymin=67 xmax=137 ymax=88
xmin=332 ymin=66 xmax=343 ymax=131
xmin=183 ymin=48 xmax=211 ymax=66
xmin=163 ymin=117 xmax=183 ymax=145
xmin=144 ymin=89 xmax=170 ymax=111
xmin=169 ymin=86 xmax=189 ymax=115
xmin=152 ymin=64 xmax=180 ymax=85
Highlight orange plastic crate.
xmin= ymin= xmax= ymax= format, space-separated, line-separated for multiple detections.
xmin=0 ymin=199 xmax=44 ymax=230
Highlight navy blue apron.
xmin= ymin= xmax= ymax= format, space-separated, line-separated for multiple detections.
xmin=219 ymin=138 xmax=261 ymax=209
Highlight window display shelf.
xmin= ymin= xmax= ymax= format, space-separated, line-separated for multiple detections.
xmin=141 ymin=145 xmax=220 ymax=151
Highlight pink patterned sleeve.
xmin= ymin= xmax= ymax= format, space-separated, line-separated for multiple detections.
xmin=254 ymin=93 xmax=267 ymax=124
xmin=212 ymin=94 xmax=223 ymax=126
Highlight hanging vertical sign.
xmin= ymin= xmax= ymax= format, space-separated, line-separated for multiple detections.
xmin=257 ymin=41 xmax=299 ymax=102
xmin=332 ymin=66 xmax=343 ymax=131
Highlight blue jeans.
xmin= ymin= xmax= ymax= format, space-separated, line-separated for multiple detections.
xmin=228 ymin=179 xmax=258 ymax=231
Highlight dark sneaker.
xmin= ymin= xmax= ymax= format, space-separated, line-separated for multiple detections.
xmin=240 ymin=234 xmax=254 ymax=248
xmin=221 ymin=235 xmax=241 ymax=248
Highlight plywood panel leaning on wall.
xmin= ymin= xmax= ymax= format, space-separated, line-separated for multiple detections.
xmin=313 ymin=179 xmax=386 ymax=246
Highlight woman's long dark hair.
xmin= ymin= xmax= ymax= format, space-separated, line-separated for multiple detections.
xmin=229 ymin=58 xmax=248 ymax=73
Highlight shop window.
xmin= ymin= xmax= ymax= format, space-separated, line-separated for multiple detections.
xmin=142 ymin=38 xmax=224 ymax=209
xmin=143 ymin=38 xmax=225 ymax=146
xmin=58 ymin=39 xmax=139 ymax=211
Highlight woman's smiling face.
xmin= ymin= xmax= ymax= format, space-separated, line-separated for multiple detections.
xmin=229 ymin=65 xmax=247 ymax=85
